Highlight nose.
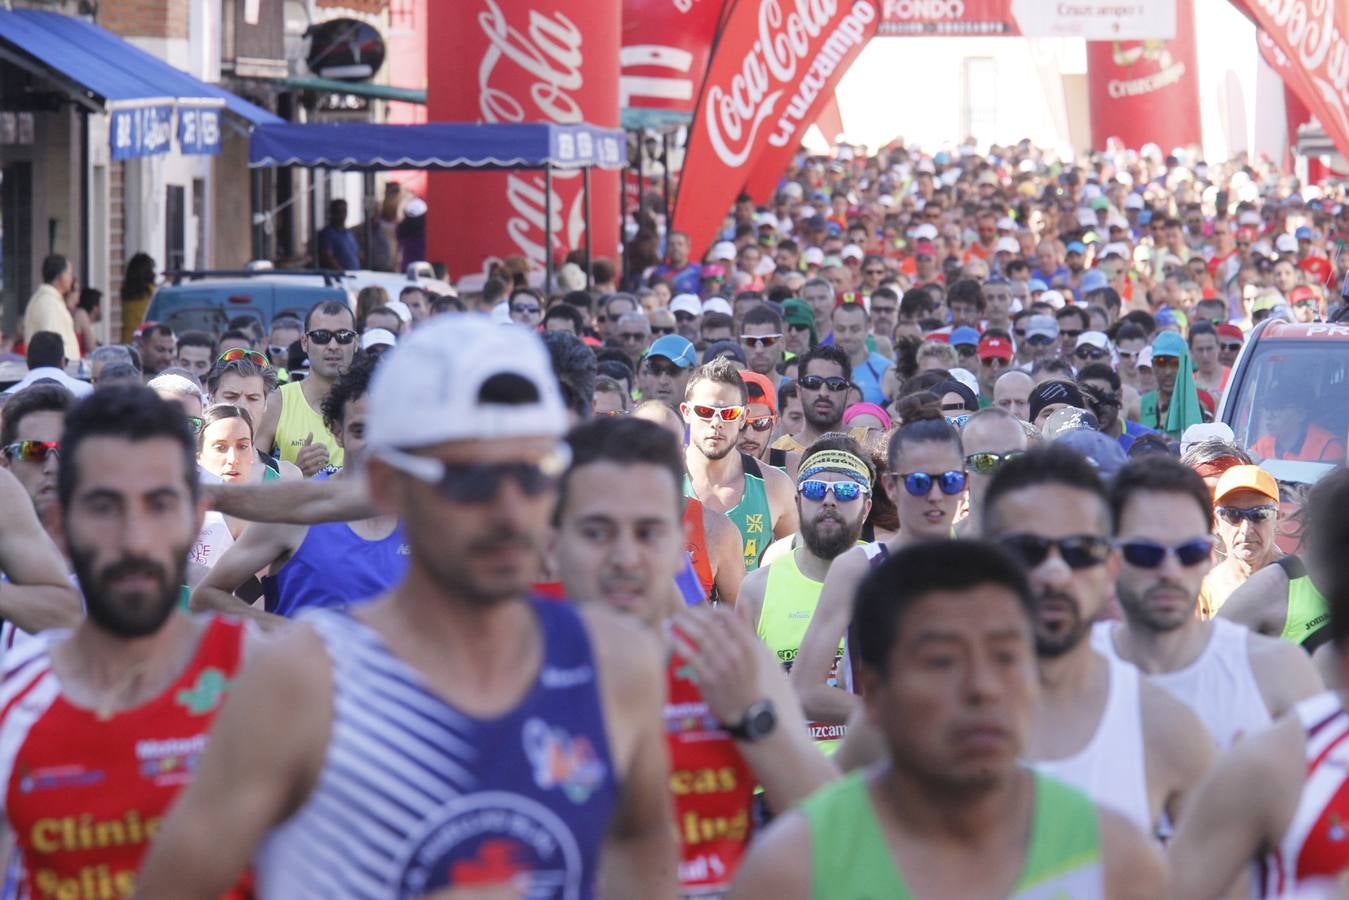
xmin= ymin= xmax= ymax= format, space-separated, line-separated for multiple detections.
xmin=1032 ymin=550 xmax=1073 ymax=592
xmin=610 ymin=527 xmax=642 ymax=568
xmin=965 ymin=651 xmax=1003 ymax=704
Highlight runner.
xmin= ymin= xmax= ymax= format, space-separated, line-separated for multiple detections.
xmin=190 ymin=352 xmax=402 ymax=627
xmin=683 ymin=358 xmax=798 ymax=573
xmin=1169 ymin=467 xmax=1349 ymax=899
xmin=738 ymin=435 xmax=873 ymax=755
xmin=254 ymin=300 xmax=357 ymax=477
xmin=830 ymin=303 xmax=892 ymax=405
xmin=739 ymin=304 xmax=785 ymax=379
xmin=735 ymin=371 xmax=781 ymax=463
xmin=768 ymin=346 xmax=871 ymax=460
xmin=636 ymin=334 xmax=698 ymax=405
xmin=0 ymin=385 xmax=253 ymax=898
xmin=552 ymin=415 xmax=833 ymax=896
xmin=1094 ymin=458 xmax=1320 ymax=749
xmin=955 ymin=407 xmax=1028 ymax=537
xmin=204 ymin=352 xmax=301 ymax=482
xmin=1199 ymin=464 xmax=1285 ymax=617
xmin=982 ymin=445 xmax=1214 ymax=836
xmin=730 ymin=540 xmax=1165 ymax=899
xmin=992 ymin=369 xmax=1034 ymax=421
xmin=136 ymin=316 xmax=676 ymax=898
xmin=791 ymin=405 xmax=966 ymax=727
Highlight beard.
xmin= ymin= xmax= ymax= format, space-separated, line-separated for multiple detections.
xmin=1033 ymin=589 xmax=1091 ymax=658
xmin=697 ymin=433 xmax=740 ymax=461
xmin=71 ymin=546 xmax=187 ymax=639
xmin=1117 ymin=582 xmax=1191 ymax=633
xmin=801 ymin=508 xmax=862 ymax=560
xmin=803 ymin=400 xmax=842 ymax=432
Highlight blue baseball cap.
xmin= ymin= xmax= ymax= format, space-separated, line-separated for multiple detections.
xmin=1080 ymin=269 xmax=1109 ymax=293
xmin=646 ymin=334 xmax=698 ymax=368
xmin=1296 ymin=225 xmax=1315 ymax=241
xmin=1028 ymin=278 xmax=1049 ymax=293
xmin=1066 ymin=241 xmax=1087 ymax=255
xmin=1138 ymin=210 xmax=1153 ymax=225
xmin=950 ymin=326 xmax=981 ymax=348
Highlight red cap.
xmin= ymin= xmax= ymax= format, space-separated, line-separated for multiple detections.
xmin=1288 ymin=284 xmax=1319 ymax=305
xmin=834 ymin=291 xmax=864 ymax=308
xmin=1236 ymin=226 xmax=1257 ymax=241
xmin=1216 ymin=323 xmax=1244 ymax=341
xmin=914 ymin=239 xmax=936 ymax=256
xmin=739 ymin=370 xmax=778 ymax=413
xmin=977 ymin=335 xmax=1014 ymax=361
xmin=1299 ymin=256 xmax=1332 ymax=284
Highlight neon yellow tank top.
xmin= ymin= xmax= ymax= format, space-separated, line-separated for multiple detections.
xmin=274 ymin=380 xmax=344 ymax=469
xmin=757 ymin=550 xmax=847 ymax=752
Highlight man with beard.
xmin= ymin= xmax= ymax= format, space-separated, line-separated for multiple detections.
xmin=740 ymin=303 xmax=786 ymax=380
xmin=1076 ymin=364 xmax=1159 ymax=452
xmin=1092 ymin=459 xmax=1319 ymax=750
xmin=137 ymin=318 xmax=677 ymax=898
xmin=768 ymin=346 xmax=870 ymax=462
xmin=0 ymin=386 xmax=253 ymax=898
xmin=552 ymin=416 xmax=833 ymax=896
xmin=684 ymin=358 xmax=798 ymax=573
xmin=635 ymin=334 xmax=697 ymax=405
xmin=736 ymin=371 xmax=784 ymax=466
xmin=983 ymin=445 xmax=1213 ymax=837
xmin=739 ymin=436 xmax=873 ymax=755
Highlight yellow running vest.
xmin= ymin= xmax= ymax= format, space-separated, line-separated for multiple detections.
xmin=274 ymin=380 xmax=344 ymax=469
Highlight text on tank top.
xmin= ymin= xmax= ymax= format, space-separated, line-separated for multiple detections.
xmin=189 ymin=510 xmax=234 ymax=569
xmin=758 ymin=552 xmax=847 ymax=749
xmin=1259 ymin=692 xmax=1349 ymax=898
xmin=0 ymin=617 xmax=248 ymax=899
xmin=801 ymin=769 xmax=1104 ymax=900
xmin=683 ymin=454 xmax=773 ymax=573
xmin=1092 ymin=619 xmax=1270 ymax=750
xmin=255 ymin=601 xmax=617 ymax=899
xmin=274 ymin=380 xmax=345 ymax=468
xmin=665 ymin=651 xmax=757 ymax=893
xmin=1277 ymin=556 xmax=1330 ymax=652
xmin=264 ymin=520 xmax=409 ymax=617
xmin=1031 ymin=653 xmax=1152 ymax=836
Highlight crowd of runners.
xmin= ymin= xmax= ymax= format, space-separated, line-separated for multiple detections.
xmin=0 ymin=139 xmax=1348 ymax=898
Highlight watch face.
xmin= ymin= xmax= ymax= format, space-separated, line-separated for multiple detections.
xmin=748 ymin=704 xmax=777 ymax=739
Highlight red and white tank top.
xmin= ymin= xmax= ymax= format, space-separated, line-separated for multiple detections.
xmin=0 ymin=616 xmax=247 ymax=899
xmin=1259 ymin=691 xmax=1349 ymax=897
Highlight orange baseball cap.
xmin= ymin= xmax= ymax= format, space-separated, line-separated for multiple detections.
xmin=1214 ymin=465 xmax=1279 ymax=505
xmin=739 ymin=370 xmax=778 ymax=413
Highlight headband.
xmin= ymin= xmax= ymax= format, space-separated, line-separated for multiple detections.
xmin=799 ymin=449 xmax=872 ymax=488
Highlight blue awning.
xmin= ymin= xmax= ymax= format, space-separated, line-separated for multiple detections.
xmin=248 ymin=122 xmax=626 ymax=171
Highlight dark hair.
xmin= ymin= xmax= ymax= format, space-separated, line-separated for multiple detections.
xmin=1187 ymin=321 xmax=1218 ymax=345
xmin=58 ymin=386 xmax=198 ymax=510
xmin=556 ymin=417 xmax=685 ymax=526
xmin=121 ymin=252 xmax=156 ymax=301
xmin=796 ymin=344 xmax=852 ymax=384
xmin=1076 ymin=362 xmax=1120 ymax=391
xmin=900 ymin=369 xmax=952 ymax=397
xmin=218 ymin=329 xmax=253 ymax=348
xmin=887 ymin=406 xmax=962 ymax=471
xmin=777 ymin=379 xmax=799 ymax=410
xmin=1127 ymin=433 xmax=1177 ymax=458
xmin=541 ymin=331 xmax=598 ymax=420
xmin=982 ymin=444 xmax=1108 ymax=537
xmin=1114 ymin=322 xmax=1147 ymax=345
xmin=270 ymin=316 xmax=303 ymax=336
xmin=482 ymin=278 xmax=509 ymax=307
xmin=1 ymin=383 xmax=74 ymax=447
xmin=227 ymin=316 xmax=264 ymax=344
xmin=196 ymin=404 xmax=254 ymax=452
xmin=25 ymin=332 xmax=65 ymax=370
xmin=852 ymin=539 xmax=1034 ymax=674
xmin=41 ymin=254 xmax=69 ymax=285
xmin=399 ymin=285 xmax=428 ymax=304
xmin=95 ymin=363 xmax=142 ymax=386
xmin=1108 ymin=457 xmax=1212 ymax=534
xmin=701 ymin=311 xmax=734 ymax=333
xmin=685 ymin=356 xmax=748 ymax=403
xmin=544 ymin=304 xmax=587 ymax=334
xmin=593 ymin=258 xmax=616 ymax=285
xmin=320 ymin=350 xmax=378 ymax=435
xmin=176 ymin=330 xmax=216 ymax=355
xmin=364 ymin=306 xmax=402 ymax=329
xmin=431 ymin=295 xmax=464 ymax=315
xmin=205 ymin=355 xmax=278 ymax=398
xmin=1029 ymin=357 xmax=1077 ymax=381
xmin=562 ymin=289 xmax=594 ymax=313
xmin=355 ymin=286 xmax=390 ymax=329
xmin=947 ymin=279 xmax=986 ymax=313
xmin=1118 ymin=310 xmax=1156 ymax=336
xmin=78 ymin=287 xmax=102 ymax=315
xmin=743 ymin=303 xmax=784 ymax=331
xmin=1095 ymin=287 xmax=1122 ymax=311
xmin=304 ymin=300 xmax=355 ymax=332
xmin=899 ymin=287 xmax=936 ymax=319
xmin=1056 ymin=306 xmax=1090 ymax=331
xmin=1302 ymin=469 xmax=1349 ymax=648
xmin=140 ymin=323 xmax=174 ymax=344
xmin=1180 ymin=439 xmax=1252 ymax=470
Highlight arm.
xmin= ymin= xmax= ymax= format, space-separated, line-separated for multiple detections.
xmin=254 ymin=388 xmax=282 ymax=458
xmin=276 ymin=459 xmax=304 ymax=481
xmin=763 ymin=466 xmax=800 ymax=541
xmin=1248 ymin=631 xmax=1324 ymax=717
xmin=706 ymin=507 xmax=745 ymax=608
xmin=134 ymin=625 xmax=333 ymax=898
xmin=1218 ymin=564 xmax=1289 ymax=636
xmin=788 ymin=547 xmax=866 ymax=724
xmin=1313 ymin=642 xmax=1342 ymax=690
xmin=1140 ymin=680 xmax=1216 ymax=829
xmin=782 ymin=451 xmax=801 ymax=482
xmin=0 ymin=469 xmax=81 ymax=632
xmin=1098 ymin=807 xmax=1168 ymax=900
xmin=724 ymin=810 xmax=812 ymax=900
xmin=206 ymin=475 xmax=373 ymax=525
xmin=831 ymin=705 xmax=887 ymax=774
xmin=735 ymin=566 xmax=769 ymax=630
xmin=189 ymin=521 xmax=300 ymax=630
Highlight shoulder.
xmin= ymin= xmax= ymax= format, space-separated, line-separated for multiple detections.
xmin=1097 ymin=805 xmax=1168 ymax=898
xmin=740 ymin=564 xmax=771 ymax=597
xmin=276 ymin=459 xmax=304 ymax=481
xmin=825 ymin=544 xmax=873 ymax=581
xmin=725 ymin=809 xmax=812 ymax=900
xmin=577 ymin=605 xmax=664 ymax=697
xmin=1246 ymin=627 xmax=1324 ymax=711
xmin=1138 ymin=676 xmax=1216 ymax=773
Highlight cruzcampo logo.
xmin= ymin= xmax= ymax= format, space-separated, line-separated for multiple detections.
xmin=175 ymin=668 xmax=232 ymax=716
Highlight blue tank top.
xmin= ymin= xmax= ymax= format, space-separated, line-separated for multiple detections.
xmin=264 ymin=520 xmax=409 ymax=617
xmin=255 ymin=600 xmax=618 ymax=898
xmin=676 ymin=553 xmax=706 ymax=606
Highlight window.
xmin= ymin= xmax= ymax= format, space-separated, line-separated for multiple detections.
xmin=166 ymin=184 xmax=186 ymax=272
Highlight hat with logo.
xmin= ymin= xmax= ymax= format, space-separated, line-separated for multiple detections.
xmin=670 ymin=294 xmax=702 ymax=317
xmin=361 ymin=328 xmax=397 ymax=351
xmin=1043 ymin=406 xmax=1100 ymax=441
xmin=1214 ymin=464 xmax=1280 ymax=505
xmin=646 ymin=334 xmax=698 ymax=368
xmin=977 ymin=334 xmax=1014 ymax=361
xmin=368 ymin=315 xmax=567 ymax=450
xmin=1026 ymin=315 xmax=1060 ymax=340
xmin=1028 ymin=379 xmax=1085 ymax=424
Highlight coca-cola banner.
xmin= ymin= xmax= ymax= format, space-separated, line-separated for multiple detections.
xmin=671 ymin=0 xmax=879 ymax=256
xmin=426 ymin=0 xmax=621 ymax=281
xmin=1085 ymin=0 xmax=1201 ymax=151
xmin=621 ymin=0 xmax=729 ymax=123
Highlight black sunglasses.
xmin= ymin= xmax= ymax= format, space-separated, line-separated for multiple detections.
xmin=998 ymin=534 xmax=1112 ymax=569
xmin=307 ymin=329 xmax=358 ymax=346
xmin=799 ymin=374 xmax=850 ymax=392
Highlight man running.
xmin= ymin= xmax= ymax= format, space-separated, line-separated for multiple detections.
xmin=0 ymin=386 xmax=253 ymax=897
xmin=683 ymin=358 xmax=798 ymax=572
xmin=1094 ymin=458 xmax=1320 ymax=749
xmin=552 ymin=416 xmax=833 ymax=895
xmin=1199 ymin=464 xmax=1286 ymax=617
xmin=739 ymin=435 xmax=873 ymax=754
xmin=983 ymin=446 xmax=1214 ymax=836
xmin=992 ymin=369 xmax=1034 ymax=420
xmin=205 ymin=353 xmax=302 ymax=482
xmin=954 ymin=406 xmax=1027 ymax=537
xmin=730 ymin=540 xmax=1165 ymax=899
xmin=768 ymin=346 xmax=871 ymax=471
xmin=636 ymin=334 xmax=697 ymax=406
xmin=136 ymin=316 xmax=676 ymax=898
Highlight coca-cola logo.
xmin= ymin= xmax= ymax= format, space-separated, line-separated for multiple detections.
xmin=1250 ymin=0 xmax=1349 ymax=140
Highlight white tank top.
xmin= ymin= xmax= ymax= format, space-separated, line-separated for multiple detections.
xmin=1093 ymin=619 xmax=1270 ymax=750
xmin=1033 ymin=653 xmax=1152 ymax=835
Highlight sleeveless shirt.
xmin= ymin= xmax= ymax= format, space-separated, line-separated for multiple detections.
xmin=1277 ymin=557 xmax=1330 ymax=652
xmin=274 ymin=380 xmax=345 ymax=468
xmin=264 ymin=521 xmax=409 ymax=617
xmin=684 ymin=454 xmax=773 ymax=572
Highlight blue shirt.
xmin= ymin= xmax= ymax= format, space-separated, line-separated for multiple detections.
xmin=318 ymin=225 xmax=360 ymax=270
xmin=1118 ymin=419 xmax=1160 ymax=452
xmin=652 ymin=262 xmax=703 ymax=295
xmin=850 ymin=351 xmax=893 ymax=405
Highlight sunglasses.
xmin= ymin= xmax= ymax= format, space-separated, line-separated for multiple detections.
xmin=618 ymin=331 xmax=649 ymax=342
xmin=964 ymin=450 xmax=1024 ymax=475
xmin=267 ymin=345 xmax=289 ymax=357
xmin=894 ymin=470 xmax=967 ymax=497
xmin=1013 ymin=329 xmax=1028 ymax=339
xmin=307 ymin=329 xmax=358 ymax=346
xmin=798 ymin=479 xmax=869 ymax=502
xmin=741 ymin=334 xmax=782 ymax=348
xmin=1074 ymin=347 xmax=1107 ymax=362
xmin=187 ymin=416 xmax=204 ymax=435
xmin=1118 ymin=537 xmax=1215 ymax=569
xmin=998 ymin=533 xmax=1112 ymax=569
xmin=1026 ymin=335 xmax=1055 ymax=347
xmin=652 ymin=326 xmax=676 ymax=337
xmin=3 ymin=440 xmax=59 ymax=463
xmin=218 ymin=347 xmax=269 ymax=367
xmin=799 ymin=374 xmax=850 ymax=393
xmin=379 ymin=444 xmax=571 ymax=504
xmin=945 ymin=414 xmax=970 ymax=428
xmin=674 ymin=311 xmax=697 ymax=323
xmin=511 ymin=303 xmax=541 ymax=316
xmin=864 ymin=268 xmax=886 ymax=276
xmin=644 ymin=361 xmax=682 ymax=378
xmin=1060 ymin=329 xmax=1083 ymax=339
xmin=1151 ymin=356 xmax=1181 ymax=370
xmin=746 ymin=415 xmax=775 ymax=432
xmin=1220 ymin=341 xmax=1243 ymax=353
xmin=690 ymin=404 xmax=746 ymax=422
xmin=1215 ymin=505 xmax=1277 ymax=525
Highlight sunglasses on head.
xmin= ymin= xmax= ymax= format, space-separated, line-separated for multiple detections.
xmin=307 ymin=329 xmax=358 ymax=346
xmin=998 ymin=533 xmax=1112 ymax=569
xmin=1118 ymin=537 xmax=1214 ymax=569
xmin=746 ymin=415 xmax=775 ymax=432
xmin=741 ymin=334 xmax=782 ymax=349
xmin=964 ymin=450 xmax=1024 ymax=475
xmin=690 ymin=404 xmax=745 ymax=422
xmin=894 ymin=470 xmax=967 ymax=497
xmin=1215 ymin=505 xmax=1277 ymax=525
xmin=799 ymin=374 xmax=850 ymax=393
xmin=798 ymin=479 xmax=869 ymax=502
xmin=379 ymin=444 xmax=571 ymax=504
xmin=218 ymin=347 xmax=269 ymax=367
xmin=3 ymin=440 xmax=59 ymax=463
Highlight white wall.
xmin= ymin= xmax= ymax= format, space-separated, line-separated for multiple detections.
xmin=1193 ymin=0 xmax=1286 ymax=164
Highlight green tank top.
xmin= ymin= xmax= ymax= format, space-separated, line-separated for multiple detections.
xmin=684 ymin=453 xmax=773 ymax=572
xmin=758 ymin=551 xmax=847 ymax=753
xmin=274 ymin=380 xmax=344 ymax=469
xmin=802 ymin=770 xmax=1103 ymax=899
xmin=1278 ymin=556 xmax=1330 ymax=651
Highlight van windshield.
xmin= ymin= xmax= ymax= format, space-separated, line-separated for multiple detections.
xmin=1227 ymin=339 xmax=1349 ymax=465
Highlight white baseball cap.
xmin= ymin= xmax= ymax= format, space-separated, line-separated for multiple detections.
xmin=669 ymin=294 xmax=702 ymax=317
xmin=385 ymin=299 xmax=413 ymax=323
xmin=1238 ymin=210 xmax=1262 ymax=226
xmin=996 ymin=216 xmax=1018 ymax=231
xmin=841 ymin=244 xmax=865 ymax=261
xmin=995 ymin=236 xmax=1020 ymax=254
xmin=913 ymin=223 xmax=939 ymax=241
xmin=803 ymin=247 xmax=825 ymax=266
xmin=702 ymin=297 xmax=733 ymax=316
xmin=710 ymin=241 xmax=738 ymax=261
xmin=361 ymin=328 xmax=397 ymax=351
xmin=1039 ymin=289 xmax=1067 ymax=310
xmin=1124 ymin=193 xmax=1145 ymax=210
xmin=1075 ymin=331 xmax=1110 ymax=351
xmin=368 ymin=316 xmax=567 ymax=450
xmin=1275 ymin=233 xmax=1297 ymax=253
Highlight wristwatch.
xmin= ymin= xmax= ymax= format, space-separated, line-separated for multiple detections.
xmin=721 ymin=699 xmax=777 ymax=743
